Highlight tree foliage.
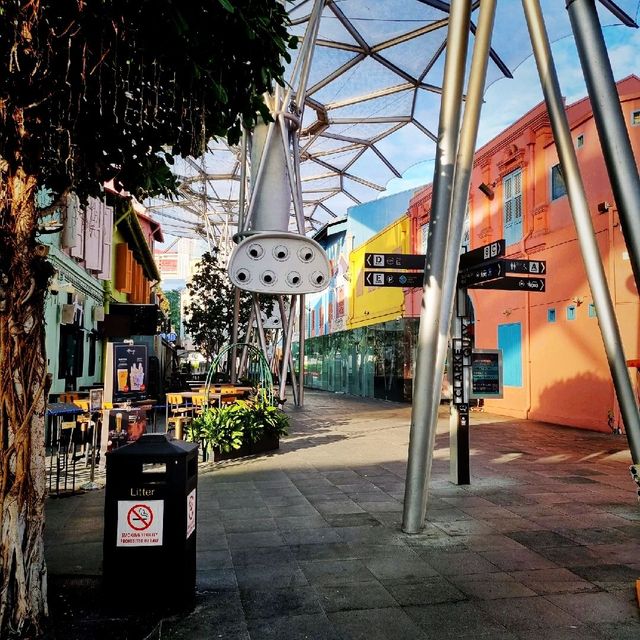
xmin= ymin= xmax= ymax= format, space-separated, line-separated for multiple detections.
xmin=165 ymin=289 xmax=182 ymax=334
xmin=0 ymin=0 xmax=296 ymax=205
xmin=0 ymin=1 xmax=295 ymax=636
xmin=183 ymin=250 xmax=251 ymax=363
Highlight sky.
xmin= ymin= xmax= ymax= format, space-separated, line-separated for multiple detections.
xmin=382 ymin=22 xmax=640 ymax=197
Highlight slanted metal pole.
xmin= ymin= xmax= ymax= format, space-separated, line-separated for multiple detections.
xmin=566 ymin=0 xmax=640 ymax=292
xmin=299 ymin=293 xmax=306 ymax=407
xmin=403 ymin=0 xmax=472 ymax=534
xmin=253 ymin=295 xmax=269 ymax=356
xmin=278 ymin=295 xmax=298 ymax=405
xmin=231 ymin=129 xmax=249 ymax=383
xmin=442 ymin=0 xmax=497 ymax=485
xmin=276 ymin=295 xmax=299 ymax=406
xmin=523 ymin=0 xmax=640 ymax=466
xmin=230 ymin=287 xmax=240 ymax=383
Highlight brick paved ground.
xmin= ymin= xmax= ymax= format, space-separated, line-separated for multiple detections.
xmin=45 ymin=390 xmax=640 ymax=639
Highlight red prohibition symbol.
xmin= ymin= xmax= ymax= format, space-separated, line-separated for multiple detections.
xmin=127 ymin=504 xmax=154 ymax=531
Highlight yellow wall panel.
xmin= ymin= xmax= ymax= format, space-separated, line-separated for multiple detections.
xmin=348 ymin=216 xmax=411 ymax=329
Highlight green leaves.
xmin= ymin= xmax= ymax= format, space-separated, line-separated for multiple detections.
xmin=183 ymin=251 xmax=251 ymax=364
xmin=187 ymin=394 xmax=288 ymax=455
xmin=1 ymin=0 xmax=296 ymax=203
xmin=217 ymin=0 xmax=236 ymax=13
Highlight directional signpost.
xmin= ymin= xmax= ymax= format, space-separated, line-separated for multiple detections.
xmin=362 ymin=239 xmax=549 ymax=487
xmin=459 ymin=259 xmax=546 ymax=287
xmin=365 ymin=253 xmax=425 ymax=270
xmin=470 ymin=276 xmax=546 ymax=292
xmin=364 ymin=271 xmax=423 ymax=288
xmin=458 ymin=239 xmax=505 ymax=270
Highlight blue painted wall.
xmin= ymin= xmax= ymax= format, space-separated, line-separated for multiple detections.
xmin=347 ymin=189 xmax=415 ymax=249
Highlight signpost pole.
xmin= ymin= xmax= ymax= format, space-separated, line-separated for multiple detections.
xmin=449 ymin=288 xmax=471 ymax=485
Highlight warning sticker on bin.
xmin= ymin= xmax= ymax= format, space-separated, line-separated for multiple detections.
xmin=186 ymin=489 xmax=196 ymax=539
xmin=117 ymin=500 xmax=164 ymax=546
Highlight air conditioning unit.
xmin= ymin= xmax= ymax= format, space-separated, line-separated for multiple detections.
xmin=60 ymin=304 xmax=75 ymax=325
xmin=93 ymin=306 xmax=105 ymax=322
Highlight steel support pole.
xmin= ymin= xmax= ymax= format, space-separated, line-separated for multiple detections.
xmin=230 ymin=287 xmax=240 ymax=383
xmin=299 ymin=293 xmax=306 ymax=407
xmin=523 ymin=0 xmax=640 ymax=466
xmin=402 ymin=0 xmax=472 ymax=534
xmin=276 ymin=295 xmax=299 ymax=406
xmin=441 ymin=0 xmax=497 ymax=484
xmin=566 ymin=0 xmax=640 ymax=292
xmin=253 ymin=295 xmax=269 ymax=356
xmin=278 ymin=296 xmax=298 ymax=405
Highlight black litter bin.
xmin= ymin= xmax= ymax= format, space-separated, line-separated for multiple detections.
xmin=103 ymin=433 xmax=198 ymax=609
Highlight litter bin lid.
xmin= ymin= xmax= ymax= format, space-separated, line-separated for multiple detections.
xmin=107 ymin=433 xmax=198 ymax=458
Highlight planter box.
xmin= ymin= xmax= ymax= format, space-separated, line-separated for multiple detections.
xmin=212 ymin=433 xmax=279 ymax=461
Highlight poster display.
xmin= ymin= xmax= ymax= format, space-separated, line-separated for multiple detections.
xmin=470 ymin=349 xmax=503 ymax=399
xmin=112 ymin=343 xmax=148 ymax=403
xmin=89 ymin=388 xmax=104 ymax=412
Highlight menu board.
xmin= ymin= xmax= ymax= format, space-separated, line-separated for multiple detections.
xmin=112 ymin=343 xmax=148 ymax=403
xmin=89 ymin=388 xmax=104 ymax=412
xmin=470 ymin=349 xmax=503 ymax=399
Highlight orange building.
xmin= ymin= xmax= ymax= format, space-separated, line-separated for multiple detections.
xmin=407 ymin=75 xmax=640 ymax=432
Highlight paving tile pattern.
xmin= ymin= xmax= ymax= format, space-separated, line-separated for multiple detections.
xmin=45 ymin=390 xmax=640 ymax=639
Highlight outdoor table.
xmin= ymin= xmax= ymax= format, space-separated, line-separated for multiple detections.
xmin=164 ymin=387 xmax=254 ymax=430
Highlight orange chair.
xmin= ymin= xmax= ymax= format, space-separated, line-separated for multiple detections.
xmin=166 ymin=393 xmax=192 ymax=440
xmin=219 ymin=386 xmax=238 ymax=406
xmin=191 ymin=394 xmax=207 ymax=416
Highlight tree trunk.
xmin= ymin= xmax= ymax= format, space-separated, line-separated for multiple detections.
xmin=0 ymin=164 xmax=51 ymax=638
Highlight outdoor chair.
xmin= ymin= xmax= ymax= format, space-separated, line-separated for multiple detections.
xmin=219 ymin=386 xmax=238 ymax=406
xmin=166 ymin=393 xmax=192 ymax=440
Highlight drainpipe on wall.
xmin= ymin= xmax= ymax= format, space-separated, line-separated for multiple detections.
xmin=521 ymin=141 xmax=537 ymax=420
xmin=608 ymin=204 xmax=619 ymax=425
xmin=101 ymin=280 xmax=113 ymax=386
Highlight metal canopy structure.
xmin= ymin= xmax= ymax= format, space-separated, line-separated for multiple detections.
xmin=145 ymin=0 xmax=639 ymax=249
xmin=142 ymin=0 xmax=640 ymax=526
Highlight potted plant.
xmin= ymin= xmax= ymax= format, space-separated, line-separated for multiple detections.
xmin=187 ymin=391 xmax=288 ymax=461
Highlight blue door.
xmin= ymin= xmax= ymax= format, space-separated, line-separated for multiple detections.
xmin=498 ymin=322 xmax=522 ymax=387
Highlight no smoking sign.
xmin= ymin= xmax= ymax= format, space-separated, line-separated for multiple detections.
xmin=117 ymin=500 xmax=164 ymax=546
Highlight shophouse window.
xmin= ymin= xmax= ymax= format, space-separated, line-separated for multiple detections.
xmin=631 ymin=109 xmax=640 ymax=126
xmin=547 ymin=308 xmax=556 ymax=323
xmin=498 ymin=322 xmax=522 ymax=387
xmin=576 ymin=134 xmax=584 ymax=148
xmin=503 ymin=168 xmax=522 ymax=245
xmin=567 ymin=305 xmax=576 ymax=320
xmin=551 ymin=164 xmax=566 ymax=200
xmin=58 ymin=324 xmax=84 ymax=380
xmin=421 ymin=222 xmax=429 ymax=254
xmin=88 ymin=332 xmax=97 ymax=376
xmin=588 ymin=303 xmax=596 ymax=318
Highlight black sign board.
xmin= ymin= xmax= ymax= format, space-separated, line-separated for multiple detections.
xmin=459 ymin=258 xmax=547 ymax=286
xmin=458 ymin=261 xmax=504 ymax=286
xmin=469 ymin=276 xmax=546 ymax=292
xmin=470 ymin=349 xmax=503 ymax=399
xmin=459 ymin=239 xmax=505 ymax=270
xmin=501 ymin=258 xmax=546 ymax=275
xmin=112 ymin=343 xmax=148 ymax=403
xmin=364 ymin=252 xmax=425 ymax=269
xmin=364 ymin=271 xmax=423 ymax=287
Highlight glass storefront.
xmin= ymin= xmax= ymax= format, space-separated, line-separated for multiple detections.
xmin=294 ymin=319 xmax=420 ymax=403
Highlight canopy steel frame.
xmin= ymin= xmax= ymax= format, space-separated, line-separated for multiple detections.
xmin=404 ymin=0 xmax=640 ymax=533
